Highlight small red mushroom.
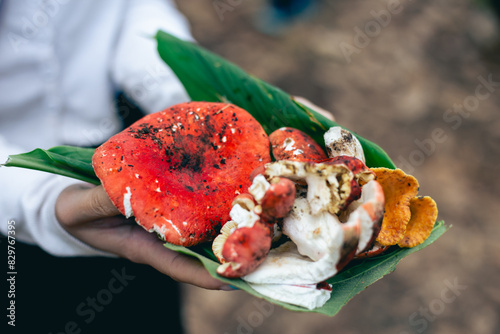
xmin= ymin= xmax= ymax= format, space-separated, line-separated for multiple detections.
xmin=215 ymin=176 xmax=296 ymax=278
xmin=269 ymin=127 xmax=327 ymax=162
xmin=259 ymin=177 xmax=296 ymax=224
xmin=217 ymin=222 xmax=272 ymax=278
xmin=92 ymin=102 xmax=271 ymax=246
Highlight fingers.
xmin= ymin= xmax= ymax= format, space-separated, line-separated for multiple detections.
xmin=56 ymin=185 xmax=231 ymax=290
xmin=87 ymin=185 xmax=121 ymax=218
xmin=56 ymin=184 xmax=120 ymax=226
xmin=120 ymin=229 xmax=228 ymax=290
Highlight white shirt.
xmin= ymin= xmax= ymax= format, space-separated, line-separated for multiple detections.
xmin=0 ymin=0 xmax=193 ymax=256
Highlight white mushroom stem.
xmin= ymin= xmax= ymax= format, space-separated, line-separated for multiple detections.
xmin=243 ymin=241 xmax=340 ymax=285
xmin=282 ymin=197 xmax=343 ymax=261
xmin=241 ymin=199 xmax=361 ymax=308
xmin=304 ymin=174 xmax=332 ymax=216
xmin=243 ymin=205 xmax=359 ymax=286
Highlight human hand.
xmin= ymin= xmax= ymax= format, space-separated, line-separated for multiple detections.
xmin=56 ymin=184 xmax=233 ymax=290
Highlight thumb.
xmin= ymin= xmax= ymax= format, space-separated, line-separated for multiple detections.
xmin=56 ymin=184 xmax=121 ymax=226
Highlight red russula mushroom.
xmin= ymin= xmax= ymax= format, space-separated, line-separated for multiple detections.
xmin=259 ymin=177 xmax=296 ymax=224
xmin=269 ymin=127 xmax=327 ymax=162
xmin=92 ymin=102 xmax=271 ymax=246
xmin=217 ymin=222 xmax=273 ymax=278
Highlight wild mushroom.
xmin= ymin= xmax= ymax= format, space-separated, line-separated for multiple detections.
xmin=269 ymin=127 xmax=327 ymax=162
xmin=263 ymin=157 xmax=374 ymax=216
xmin=370 ymin=167 xmax=419 ymax=246
xmin=282 ymin=179 xmax=383 ymax=261
xmin=281 ymin=197 xmax=349 ymax=261
xmin=92 ymin=102 xmax=271 ymax=246
xmin=342 ymin=180 xmax=385 ymax=254
xmin=216 ymin=221 xmax=273 ymax=278
xmin=243 ymin=229 xmax=358 ymax=286
xmin=236 ymin=135 xmax=384 ymax=309
xmin=323 ymin=128 xmax=387 ymax=255
xmin=214 ymin=176 xmax=296 ymax=278
xmin=241 ymin=213 xmax=360 ymax=310
xmin=324 ymin=126 xmax=365 ymax=162
xmin=398 ymin=196 xmax=438 ymax=248
xmin=257 ymin=176 xmax=297 ymax=224
xmin=214 ymin=126 xmax=386 ymax=308
xmin=370 ymin=167 xmax=437 ymax=249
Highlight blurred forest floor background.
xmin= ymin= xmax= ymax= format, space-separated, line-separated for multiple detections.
xmin=174 ymin=1 xmax=500 ymax=333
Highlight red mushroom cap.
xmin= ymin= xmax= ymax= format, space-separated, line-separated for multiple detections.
xmin=269 ymin=127 xmax=327 ymax=162
xmin=92 ymin=102 xmax=271 ymax=246
xmin=218 ymin=222 xmax=273 ymax=278
xmin=260 ymin=177 xmax=296 ymax=224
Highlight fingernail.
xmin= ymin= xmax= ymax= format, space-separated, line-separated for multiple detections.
xmin=220 ymin=285 xmax=239 ymax=291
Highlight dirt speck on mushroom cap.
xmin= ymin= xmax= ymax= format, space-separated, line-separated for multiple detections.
xmin=92 ymin=102 xmax=271 ymax=246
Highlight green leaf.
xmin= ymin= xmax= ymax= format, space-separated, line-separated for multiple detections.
xmin=156 ymin=31 xmax=396 ymax=169
xmin=165 ymin=221 xmax=448 ymax=315
xmin=2 ymin=146 xmax=99 ymax=185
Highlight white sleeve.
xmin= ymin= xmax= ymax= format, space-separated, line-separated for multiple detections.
xmin=0 ymin=137 xmax=112 ymax=257
xmin=111 ymin=0 xmax=194 ymax=114
xmin=0 ymin=0 xmax=193 ymax=257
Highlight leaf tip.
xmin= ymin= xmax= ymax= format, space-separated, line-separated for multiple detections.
xmin=1 ymin=156 xmax=12 ymax=167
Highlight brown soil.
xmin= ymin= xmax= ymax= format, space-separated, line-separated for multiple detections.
xmin=175 ymin=1 xmax=500 ymax=333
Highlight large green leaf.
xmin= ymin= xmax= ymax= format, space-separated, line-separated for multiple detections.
xmin=165 ymin=221 xmax=448 ymax=315
xmin=2 ymin=146 xmax=99 ymax=185
xmin=156 ymin=31 xmax=395 ymax=169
